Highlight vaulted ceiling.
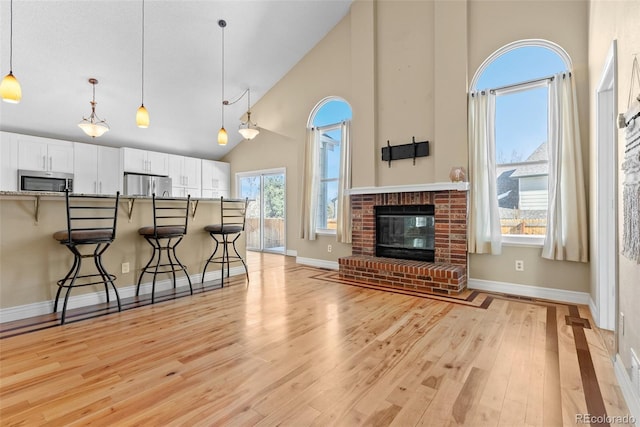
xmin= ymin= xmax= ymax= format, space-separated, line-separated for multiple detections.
xmin=0 ymin=0 xmax=352 ymax=159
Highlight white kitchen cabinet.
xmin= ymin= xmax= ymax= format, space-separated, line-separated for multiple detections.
xmin=17 ymin=134 xmax=73 ymax=173
xmin=169 ymin=154 xmax=201 ymax=198
xmin=0 ymin=132 xmax=19 ymax=191
xmin=122 ymin=147 xmax=168 ymax=176
xmin=201 ymin=160 xmax=230 ymax=197
xmin=74 ymin=142 xmax=121 ymax=194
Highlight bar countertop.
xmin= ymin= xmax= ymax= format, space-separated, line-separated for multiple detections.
xmin=0 ymin=191 xmax=244 ymax=202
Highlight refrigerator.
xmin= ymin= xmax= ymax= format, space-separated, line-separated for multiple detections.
xmin=124 ymin=173 xmax=173 ymax=197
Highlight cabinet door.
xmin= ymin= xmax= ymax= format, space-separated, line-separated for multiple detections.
xmin=168 ymin=154 xmax=184 ymax=187
xmin=122 ymin=147 xmax=148 ymax=174
xmin=18 ymin=137 xmax=48 ymax=171
xmin=201 ymin=160 xmax=229 ymax=191
xmin=201 ymin=189 xmax=219 ymax=199
xmin=183 ymin=156 xmax=201 ymax=189
xmin=73 ymin=142 xmax=98 ymax=194
xmin=0 ymin=132 xmax=19 ymax=191
xmin=47 ymin=140 xmax=74 ymax=173
xmin=185 ymin=187 xmax=201 ymax=198
xmin=97 ymin=146 xmax=121 ymax=194
xmin=147 ymin=150 xmax=169 ymax=176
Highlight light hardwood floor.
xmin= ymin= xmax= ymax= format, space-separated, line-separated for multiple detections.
xmin=0 ymin=252 xmax=631 ymax=426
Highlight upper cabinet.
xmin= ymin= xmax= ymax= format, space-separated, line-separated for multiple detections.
xmin=168 ymin=154 xmax=201 ymax=198
xmin=201 ymin=160 xmax=230 ymax=197
xmin=74 ymin=142 xmax=121 ymax=194
xmin=122 ymin=147 xmax=168 ymax=176
xmin=16 ymin=134 xmax=74 ymax=173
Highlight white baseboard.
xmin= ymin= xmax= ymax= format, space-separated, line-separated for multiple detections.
xmin=286 ymin=249 xmax=298 ymax=257
xmin=296 ymin=256 xmax=339 ymax=270
xmin=468 ymin=278 xmax=590 ymax=305
xmin=0 ymin=266 xmax=246 ymax=324
xmin=614 ymin=354 xmax=640 ymax=425
xmin=589 ymin=296 xmax=600 ymax=326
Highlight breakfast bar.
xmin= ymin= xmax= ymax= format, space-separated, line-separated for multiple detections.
xmin=0 ymin=192 xmax=246 ymax=320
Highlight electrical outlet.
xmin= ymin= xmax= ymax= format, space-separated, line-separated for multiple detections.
xmin=515 ymin=260 xmax=524 ymax=271
xmin=121 ymin=262 xmax=130 ymax=274
xmin=327 ymin=244 xmax=332 ymax=253
xmin=631 ymin=348 xmax=640 ymax=393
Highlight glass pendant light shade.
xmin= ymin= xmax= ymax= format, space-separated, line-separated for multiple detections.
xmin=78 ymin=121 xmax=110 ymax=138
xmin=136 ymin=104 xmax=150 ymax=128
xmin=218 ymin=127 xmax=228 ymax=145
xmin=238 ymin=125 xmax=259 ymax=140
xmin=0 ymin=72 xmax=21 ymax=103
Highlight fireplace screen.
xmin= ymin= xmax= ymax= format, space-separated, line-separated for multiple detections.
xmin=375 ymin=205 xmax=435 ymax=262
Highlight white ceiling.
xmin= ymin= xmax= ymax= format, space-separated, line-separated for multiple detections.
xmin=0 ymin=0 xmax=352 ymax=160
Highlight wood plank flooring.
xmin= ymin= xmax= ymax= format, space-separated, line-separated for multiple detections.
xmin=0 ymin=252 xmax=631 ymax=426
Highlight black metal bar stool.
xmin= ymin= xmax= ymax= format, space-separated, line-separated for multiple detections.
xmin=136 ymin=194 xmax=192 ymax=303
xmin=202 ymin=197 xmax=249 ymax=287
xmin=52 ymin=191 xmax=121 ymax=325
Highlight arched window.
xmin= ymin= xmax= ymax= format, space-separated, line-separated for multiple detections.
xmin=301 ymin=97 xmax=352 ymax=239
xmin=471 ymin=40 xmax=569 ymax=243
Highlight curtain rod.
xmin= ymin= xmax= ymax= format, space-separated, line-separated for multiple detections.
xmin=472 ymin=72 xmax=571 ymax=96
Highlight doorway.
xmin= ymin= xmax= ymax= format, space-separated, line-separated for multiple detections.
xmin=237 ymin=168 xmax=286 ymax=254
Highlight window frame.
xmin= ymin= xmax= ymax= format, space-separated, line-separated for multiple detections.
xmin=315 ymin=122 xmax=342 ymax=235
xmin=493 ymin=73 xmax=551 ymax=247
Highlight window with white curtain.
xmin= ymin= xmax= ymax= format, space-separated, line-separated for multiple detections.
xmin=473 ymin=42 xmax=569 ymax=245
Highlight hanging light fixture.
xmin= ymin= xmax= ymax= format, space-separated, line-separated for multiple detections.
xmin=217 ymin=19 xmax=228 ymax=146
xmin=136 ymin=0 xmax=149 ymax=128
xmin=238 ymin=88 xmax=260 ymax=140
xmin=0 ymin=0 xmax=22 ymax=103
xmin=78 ymin=78 xmax=110 ymax=138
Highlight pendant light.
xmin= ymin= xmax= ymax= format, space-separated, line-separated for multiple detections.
xmin=217 ymin=19 xmax=228 ymax=146
xmin=136 ymin=0 xmax=149 ymax=128
xmin=0 ymin=0 xmax=22 ymax=103
xmin=78 ymin=78 xmax=110 ymax=138
xmin=238 ymin=88 xmax=260 ymax=140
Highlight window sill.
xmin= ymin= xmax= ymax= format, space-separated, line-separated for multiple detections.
xmin=316 ymin=229 xmax=336 ymax=236
xmin=502 ymin=235 xmax=544 ymax=248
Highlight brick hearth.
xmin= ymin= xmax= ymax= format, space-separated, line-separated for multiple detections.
xmin=339 ymin=190 xmax=468 ymax=295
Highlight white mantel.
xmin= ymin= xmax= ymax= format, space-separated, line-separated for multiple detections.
xmin=347 ymin=182 xmax=469 ymax=195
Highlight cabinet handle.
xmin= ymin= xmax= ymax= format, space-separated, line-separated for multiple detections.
xmin=99 ymin=182 xmax=102 ymax=193
xmin=49 ymin=157 xmax=52 ymax=171
xmin=42 ymin=156 xmax=46 ymax=170
xmin=94 ymin=181 xmax=97 ymax=193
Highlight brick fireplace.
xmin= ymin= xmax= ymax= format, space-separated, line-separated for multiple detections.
xmin=338 ymin=187 xmax=468 ymax=295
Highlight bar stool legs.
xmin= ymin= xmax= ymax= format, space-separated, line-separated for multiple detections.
xmin=136 ymin=235 xmax=193 ymax=304
xmin=201 ymin=232 xmax=249 ymax=287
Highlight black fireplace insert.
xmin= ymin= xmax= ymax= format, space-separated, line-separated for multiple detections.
xmin=375 ymin=204 xmax=435 ymax=262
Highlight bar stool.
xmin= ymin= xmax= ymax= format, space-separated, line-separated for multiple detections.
xmin=52 ymin=191 xmax=121 ymax=325
xmin=202 ymin=197 xmax=249 ymax=287
xmin=136 ymin=194 xmax=192 ymax=303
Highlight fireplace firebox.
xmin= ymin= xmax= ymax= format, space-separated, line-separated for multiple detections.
xmin=375 ymin=204 xmax=435 ymax=262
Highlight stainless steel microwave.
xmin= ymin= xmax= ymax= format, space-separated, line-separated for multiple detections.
xmin=18 ymin=170 xmax=73 ymax=192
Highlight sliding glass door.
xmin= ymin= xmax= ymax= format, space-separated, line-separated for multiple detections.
xmin=237 ymin=169 xmax=286 ymax=254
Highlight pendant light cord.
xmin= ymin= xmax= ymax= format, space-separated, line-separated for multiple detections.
xmin=9 ymin=0 xmax=14 ymax=72
xmin=141 ymin=0 xmax=145 ymax=105
xmin=221 ymin=21 xmax=225 ymax=127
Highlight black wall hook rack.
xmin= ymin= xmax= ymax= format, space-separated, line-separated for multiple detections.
xmin=381 ymin=137 xmax=429 ymax=167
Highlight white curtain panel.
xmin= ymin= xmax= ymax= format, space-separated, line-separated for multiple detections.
xmin=468 ymin=91 xmax=502 ymax=254
xmin=337 ymin=120 xmax=352 ymax=244
xmin=542 ymin=73 xmax=589 ymax=262
xmin=299 ymin=127 xmax=320 ymax=240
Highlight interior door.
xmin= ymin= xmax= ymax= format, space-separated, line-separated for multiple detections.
xmin=238 ymin=169 xmax=286 ymax=254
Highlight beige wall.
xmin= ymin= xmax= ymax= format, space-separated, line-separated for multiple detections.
xmin=588 ymin=0 xmax=640 ymax=385
xmin=0 ymin=196 xmax=241 ymax=308
xmin=226 ymin=0 xmax=593 ymax=295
